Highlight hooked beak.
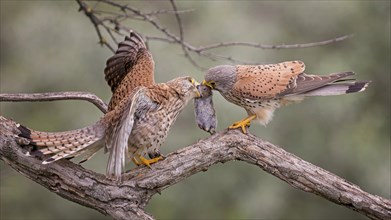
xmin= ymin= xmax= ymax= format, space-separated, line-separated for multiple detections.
xmin=202 ymin=80 xmax=214 ymax=89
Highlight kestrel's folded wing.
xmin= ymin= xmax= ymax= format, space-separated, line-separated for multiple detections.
xmin=233 ymin=61 xmax=305 ymax=99
xmin=105 ymin=32 xmax=155 ymax=110
xmin=282 ymin=71 xmax=358 ymax=96
xmin=104 ymin=87 xmax=147 ymax=178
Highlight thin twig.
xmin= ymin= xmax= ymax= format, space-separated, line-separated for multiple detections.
xmin=143 ymin=8 xmax=195 ymax=16
xmin=195 ymin=34 xmax=355 ymax=52
xmin=145 ymin=36 xmax=176 ymax=43
xmin=76 ymin=0 xmax=115 ymax=53
xmin=102 ymin=23 xmax=120 ymax=45
xmin=169 ymin=0 xmax=205 ymax=69
xmin=170 ymin=0 xmax=184 ymax=43
xmin=77 ymin=0 xmax=353 ymax=69
xmin=101 ymin=0 xmax=182 ymax=43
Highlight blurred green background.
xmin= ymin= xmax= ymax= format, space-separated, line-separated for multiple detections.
xmin=1 ymin=1 xmax=390 ymax=219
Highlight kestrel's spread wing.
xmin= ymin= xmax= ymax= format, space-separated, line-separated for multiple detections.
xmin=104 ymin=32 xmax=155 ymax=110
xmin=232 ymin=61 xmax=305 ymax=99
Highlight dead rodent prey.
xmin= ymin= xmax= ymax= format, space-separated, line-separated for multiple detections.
xmin=194 ymin=85 xmax=217 ymax=135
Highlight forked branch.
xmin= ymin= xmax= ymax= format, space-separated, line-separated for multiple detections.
xmin=0 ymin=93 xmax=390 ymax=220
xmin=76 ymin=0 xmax=354 ymax=69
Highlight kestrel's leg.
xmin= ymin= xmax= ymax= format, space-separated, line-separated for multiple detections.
xmin=134 ymin=154 xmax=163 ymax=168
xmin=228 ymin=115 xmax=257 ymax=134
xmin=131 ymin=157 xmax=142 ymax=166
xmin=128 ymin=148 xmax=142 ymax=166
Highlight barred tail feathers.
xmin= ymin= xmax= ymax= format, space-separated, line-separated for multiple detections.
xmin=17 ymin=121 xmax=105 ymax=164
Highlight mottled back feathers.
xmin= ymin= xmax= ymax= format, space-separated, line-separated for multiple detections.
xmin=233 ymin=61 xmax=305 ymax=99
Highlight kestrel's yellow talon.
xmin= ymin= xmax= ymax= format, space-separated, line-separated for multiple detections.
xmin=228 ymin=115 xmax=257 ymax=134
xmin=229 ymin=121 xmax=249 ymax=133
xmin=148 ymin=156 xmax=163 ymax=164
xmin=138 ymin=155 xmax=163 ymax=168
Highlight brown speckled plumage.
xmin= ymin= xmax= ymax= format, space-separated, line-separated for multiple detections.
xmin=104 ymin=32 xmax=155 ymax=111
xmin=203 ymin=61 xmax=370 ymax=132
xmin=233 ymin=61 xmax=305 ymax=99
xmin=103 ymin=77 xmax=199 ymax=177
xmin=18 ymin=32 xmax=200 ymax=179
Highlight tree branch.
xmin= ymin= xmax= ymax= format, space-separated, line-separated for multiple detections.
xmin=1 ymin=114 xmax=390 ymax=220
xmin=194 ymin=34 xmax=354 ymax=51
xmin=76 ymin=0 xmax=115 ymax=53
xmin=0 ymin=92 xmax=108 ymax=113
xmin=75 ymin=0 xmax=354 ymax=69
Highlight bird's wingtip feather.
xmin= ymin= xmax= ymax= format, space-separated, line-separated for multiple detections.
xmin=346 ymin=81 xmax=371 ymax=93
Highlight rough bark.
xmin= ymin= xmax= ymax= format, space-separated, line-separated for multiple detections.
xmin=1 ymin=116 xmax=390 ymax=220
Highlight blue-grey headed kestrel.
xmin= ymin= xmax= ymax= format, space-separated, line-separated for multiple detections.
xmin=17 ymin=32 xmax=201 ymax=178
xmin=202 ymin=61 xmax=370 ymax=133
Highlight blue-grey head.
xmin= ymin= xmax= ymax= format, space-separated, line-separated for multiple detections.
xmin=203 ymin=65 xmax=237 ymax=94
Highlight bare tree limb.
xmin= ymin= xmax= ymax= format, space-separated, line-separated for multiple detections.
xmin=75 ymin=0 xmax=354 ymax=69
xmin=194 ymin=34 xmax=354 ymax=51
xmin=1 ymin=115 xmax=390 ymax=220
xmin=169 ymin=0 xmax=204 ymax=69
xmin=76 ymin=0 xmax=115 ymax=53
xmin=0 ymin=92 xmax=108 ymax=113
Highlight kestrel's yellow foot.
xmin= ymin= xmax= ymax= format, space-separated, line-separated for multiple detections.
xmin=228 ymin=115 xmax=257 ymax=134
xmin=138 ymin=155 xmax=163 ymax=168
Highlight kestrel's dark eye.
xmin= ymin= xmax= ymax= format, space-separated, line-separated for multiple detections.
xmin=210 ymin=82 xmax=216 ymax=86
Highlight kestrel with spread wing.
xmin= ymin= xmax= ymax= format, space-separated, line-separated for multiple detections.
xmin=104 ymin=32 xmax=155 ymax=111
xmin=18 ymin=32 xmax=201 ymax=179
xmin=202 ymin=61 xmax=370 ymax=133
